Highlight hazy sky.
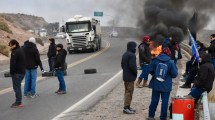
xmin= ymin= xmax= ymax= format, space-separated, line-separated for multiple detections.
xmin=0 ymin=0 xmax=214 ymax=29
xmin=0 ymin=0 xmax=120 ymax=26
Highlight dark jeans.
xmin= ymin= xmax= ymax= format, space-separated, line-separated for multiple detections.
xmin=57 ymin=70 xmax=66 ymax=91
xmin=184 ymin=66 xmax=198 ymax=86
xmin=211 ymin=58 xmax=215 ymax=69
xmin=139 ymin=64 xmax=150 ymax=81
xmin=48 ymin=57 xmax=55 ymax=72
xmin=188 ymin=87 xmax=205 ymax=101
xmin=149 ymin=90 xmax=170 ymax=120
xmin=124 ymin=81 xmax=134 ymax=108
xmin=12 ymin=74 xmax=24 ymax=104
xmin=185 ymin=60 xmax=192 ymax=74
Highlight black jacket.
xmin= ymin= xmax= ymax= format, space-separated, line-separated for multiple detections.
xmin=121 ymin=42 xmax=137 ymax=82
xmin=195 ymin=56 xmax=215 ymax=93
xmin=167 ymin=41 xmax=182 ymax=60
xmin=54 ymin=49 xmax=67 ymax=70
xmin=10 ymin=46 xmax=26 ymax=75
xmin=207 ymin=40 xmax=215 ymax=58
xmin=138 ymin=42 xmax=151 ymax=65
xmin=47 ymin=43 xmax=56 ymax=58
xmin=23 ymin=42 xmax=42 ymax=69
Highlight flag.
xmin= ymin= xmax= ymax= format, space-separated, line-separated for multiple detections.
xmin=188 ymin=30 xmax=200 ymax=63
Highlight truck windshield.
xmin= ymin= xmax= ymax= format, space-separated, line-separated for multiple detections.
xmin=66 ymin=23 xmax=90 ymax=33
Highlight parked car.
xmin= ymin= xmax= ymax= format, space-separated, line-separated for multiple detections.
xmin=55 ymin=32 xmax=66 ymax=39
xmin=109 ymin=31 xmax=118 ymax=37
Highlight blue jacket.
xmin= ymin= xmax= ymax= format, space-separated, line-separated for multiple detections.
xmin=121 ymin=41 xmax=137 ymax=82
xmin=148 ymin=54 xmax=178 ymax=92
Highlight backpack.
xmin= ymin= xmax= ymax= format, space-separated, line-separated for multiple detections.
xmin=155 ymin=62 xmax=169 ymax=82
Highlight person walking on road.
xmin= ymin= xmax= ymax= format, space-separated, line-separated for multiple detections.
xmin=147 ymin=47 xmax=178 ymax=120
xmin=54 ymin=44 xmax=67 ymax=94
xmin=206 ymin=34 xmax=215 ymax=69
xmin=9 ymin=39 xmax=26 ymax=108
xmin=136 ymin=36 xmax=152 ymax=88
xmin=121 ymin=41 xmax=137 ymax=114
xmin=23 ymin=37 xmax=44 ymax=98
xmin=47 ymin=38 xmax=56 ymax=72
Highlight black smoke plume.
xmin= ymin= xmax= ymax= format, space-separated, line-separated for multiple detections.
xmin=136 ymin=0 xmax=212 ymax=44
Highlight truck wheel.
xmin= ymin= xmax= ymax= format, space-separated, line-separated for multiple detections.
xmin=92 ymin=44 xmax=97 ymax=52
xmin=96 ymin=41 xmax=99 ymax=51
xmin=99 ymin=40 xmax=101 ymax=49
xmin=84 ymin=68 xmax=97 ymax=74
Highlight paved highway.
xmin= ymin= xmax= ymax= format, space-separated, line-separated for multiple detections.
xmin=0 ymin=36 xmax=138 ymax=120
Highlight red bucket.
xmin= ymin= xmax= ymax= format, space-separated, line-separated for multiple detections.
xmin=172 ymin=97 xmax=195 ymax=120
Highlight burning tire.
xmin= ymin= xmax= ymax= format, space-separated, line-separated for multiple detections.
xmin=84 ymin=68 xmax=97 ymax=74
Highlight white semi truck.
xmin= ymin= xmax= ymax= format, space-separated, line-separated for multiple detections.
xmin=63 ymin=15 xmax=102 ymax=53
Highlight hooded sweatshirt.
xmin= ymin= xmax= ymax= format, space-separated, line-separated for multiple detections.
xmin=23 ymin=41 xmax=42 ymax=69
xmin=121 ymin=41 xmax=137 ymax=82
xmin=149 ymin=54 xmax=178 ymax=92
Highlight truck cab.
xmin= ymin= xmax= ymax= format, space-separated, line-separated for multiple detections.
xmin=64 ymin=15 xmax=101 ymax=53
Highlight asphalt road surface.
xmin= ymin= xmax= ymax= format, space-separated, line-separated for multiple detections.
xmin=0 ymin=36 xmax=138 ymax=120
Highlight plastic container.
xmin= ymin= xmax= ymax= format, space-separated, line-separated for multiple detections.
xmin=172 ymin=97 xmax=195 ymax=120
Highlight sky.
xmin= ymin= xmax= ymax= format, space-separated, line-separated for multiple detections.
xmin=0 ymin=0 xmax=214 ymax=29
xmin=0 ymin=0 xmax=120 ymax=26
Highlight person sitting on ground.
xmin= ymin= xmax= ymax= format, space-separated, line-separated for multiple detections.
xmin=147 ymin=47 xmax=178 ymax=120
xmin=187 ymin=53 xmax=215 ymax=102
xmin=182 ymin=41 xmax=206 ymax=77
xmin=121 ymin=41 xmax=137 ymax=114
xmin=136 ymin=36 xmax=152 ymax=88
xmin=180 ymin=41 xmax=206 ymax=88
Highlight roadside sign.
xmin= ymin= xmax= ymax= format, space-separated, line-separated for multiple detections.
xmin=94 ymin=11 xmax=103 ymax=17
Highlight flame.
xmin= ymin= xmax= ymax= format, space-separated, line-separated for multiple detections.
xmin=151 ymin=45 xmax=162 ymax=57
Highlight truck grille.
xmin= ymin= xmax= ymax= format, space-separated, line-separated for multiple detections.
xmin=71 ymin=36 xmax=87 ymax=47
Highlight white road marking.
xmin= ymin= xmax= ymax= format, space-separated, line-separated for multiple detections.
xmin=51 ymin=70 xmax=122 ymax=120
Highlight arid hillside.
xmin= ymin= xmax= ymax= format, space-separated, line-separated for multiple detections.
xmin=0 ymin=13 xmax=48 ymax=56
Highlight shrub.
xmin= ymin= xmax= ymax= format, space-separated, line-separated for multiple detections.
xmin=0 ymin=44 xmax=9 ymax=57
xmin=0 ymin=22 xmax=12 ymax=34
xmin=35 ymin=37 xmax=44 ymax=46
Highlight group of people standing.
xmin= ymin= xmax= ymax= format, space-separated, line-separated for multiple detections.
xmin=9 ymin=37 xmax=67 ymax=108
xmin=121 ymin=34 xmax=215 ymax=120
xmin=121 ymin=36 xmax=178 ymax=120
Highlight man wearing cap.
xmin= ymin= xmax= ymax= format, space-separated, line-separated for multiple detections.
xmin=207 ymin=34 xmax=215 ymax=69
xmin=54 ymin=44 xmax=67 ymax=94
xmin=136 ymin=36 xmax=152 ymax=88
xmin=23 ymin=37 xmax=43 ymax=98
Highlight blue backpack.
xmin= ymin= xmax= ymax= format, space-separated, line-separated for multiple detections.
xmin=155 ymin=62 xmax=169 ymax=82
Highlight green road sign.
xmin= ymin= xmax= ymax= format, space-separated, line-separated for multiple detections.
xmin=94 ymin=11 xmax=103 ymax=17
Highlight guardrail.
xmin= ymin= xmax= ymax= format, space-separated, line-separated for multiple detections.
xmin=180 ymin=42 xmax=211 ymax=120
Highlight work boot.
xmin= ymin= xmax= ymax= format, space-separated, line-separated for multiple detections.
xmin=142 ymin=80 xmax=148 ymax=87
xmin=136 ymin=79 xmax=143 ymax=88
